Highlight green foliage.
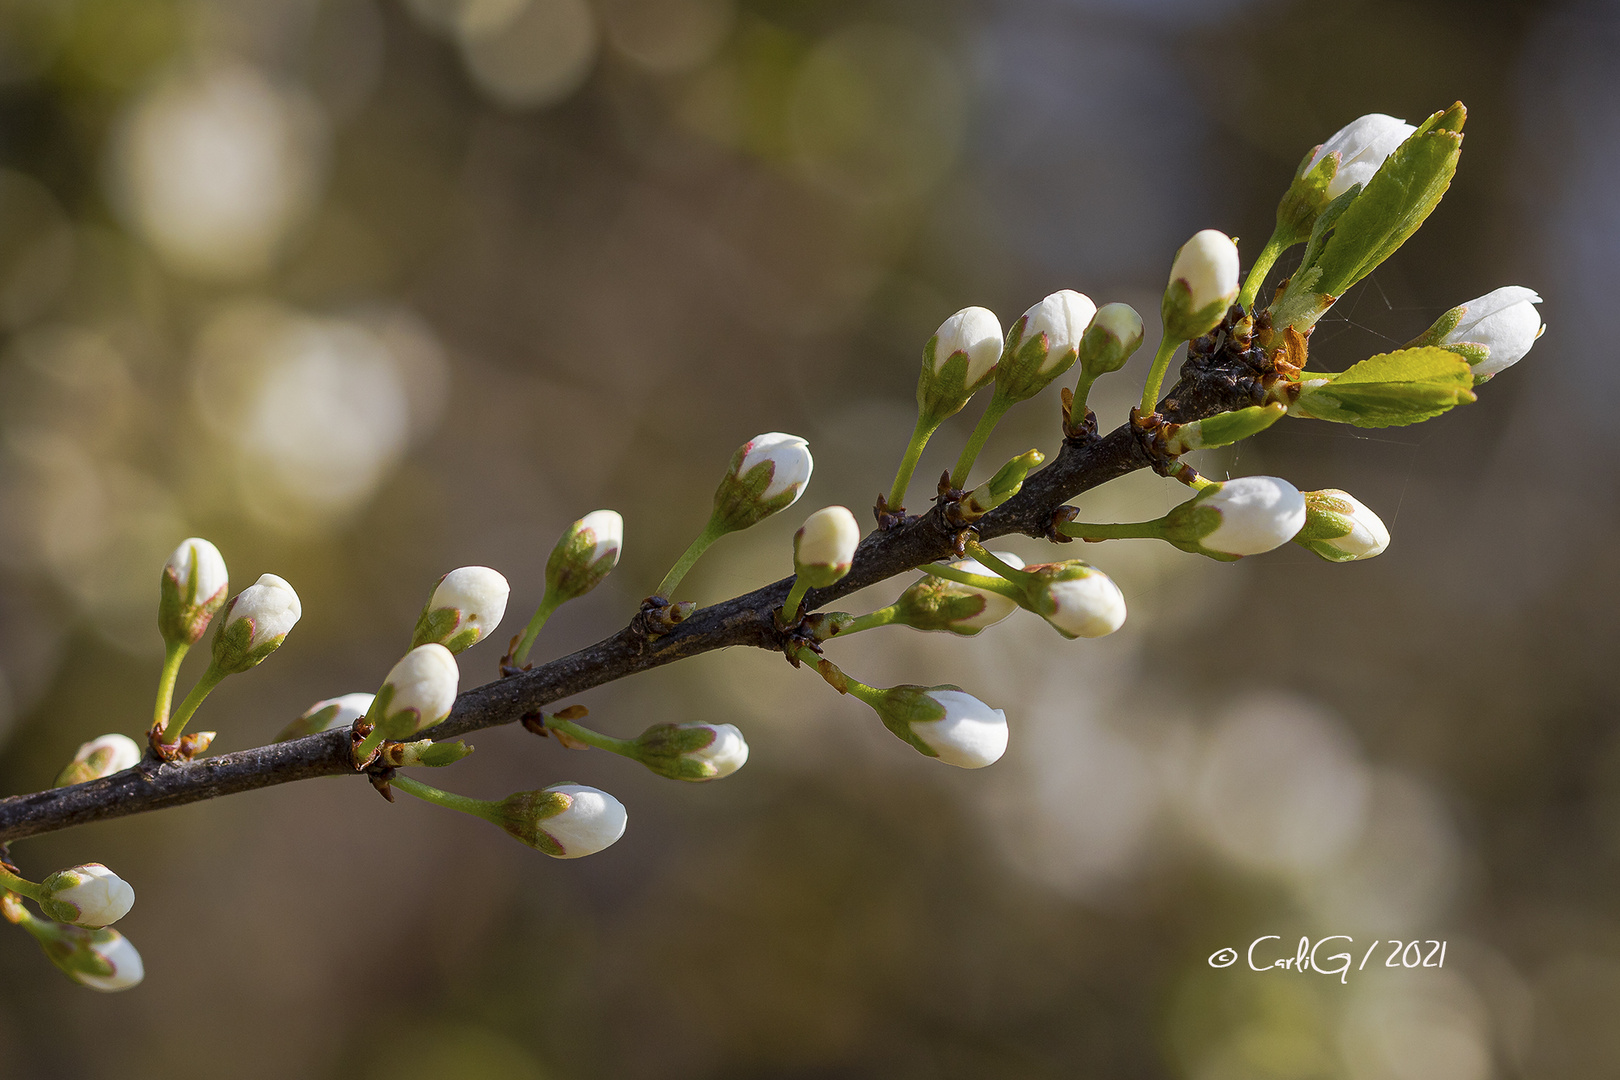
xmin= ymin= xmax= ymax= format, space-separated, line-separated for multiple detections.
xmin=1292 ymin=347 xmax=1477 ymax=428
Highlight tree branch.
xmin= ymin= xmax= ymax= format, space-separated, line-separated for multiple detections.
xmin=0 ymin=347 xmax=1261 ymax=843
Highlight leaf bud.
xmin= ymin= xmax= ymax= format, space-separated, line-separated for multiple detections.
xmin=1163 ymin=230 xmax=1240 ymax=342
xmin=383 ymin=738 xmax=475 ymax=768
xmin=410 ymin=566 xmax=510 ymax=653
xmin=1294 ymin=489 xmax=1390 ymax=562
xmin=632 ymin=722 xmax=750 ymax=781
xmin=793 ymin=506 xmax=860 ymax=589
xmin=710 ymin=433 xmax=813 ymax=534
xmin=959 ymin=450 xmax=1043 ymax=522
xmin=55 ymin=734 xmax=142 ymax=787
xmin=916 ymin=306 xmax=1004 ymax=425
xmin=210 ymin=573 xmax=301 ymax=675
xmin=1161 ymin=477 xmax=1307 ymax=560
xmin=546 ymin=510 xmax=624 ymax=603
xmin=158 ymin=537 xmax=229 ymax=647
xmin=39 ymin=864 xmax=135 ymax=928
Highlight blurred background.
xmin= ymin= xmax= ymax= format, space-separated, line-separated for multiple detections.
xmin=0 ymin=0 xmax=1609 ymax=1075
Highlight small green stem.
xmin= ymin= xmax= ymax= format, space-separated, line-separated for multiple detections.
xmin=546 ymin=718 xmax=637 ymax=758
xmin=961 ymin=542 xmax=1028 ymax=583
xmin=1072 ymin=371 xmax=1099 ymax=420
xmin=656 ymin=518 xmax=727 ymax=600
xmin=1054 ymin=519 xmax=1166 ymax=542
xmin=951 ymin=392 xmax=1012 ymax=489
xmin=162 ymin=663 xmax=226 ymax=744
xmin=1237 ymin=226 xmax=1291 ymax=313
xmin=1140 ymin=337 xmax=1183 ymax=416
xmin=838 ymin=607 xmax=900 ymax=635
xmin=511 ymin=593 xmax=561 ymax=667
xmin=391 ymin=775 xmax=494 ymax=821
xmin=0 ymin=866 xmax=45 ymax=903
xmin=888 ymin=415 xmax=942 ymax=510
xmin=152 ymin=640 xmax=189 ymax=732
xmin=781 ymin=576 xmax=812 ymax=624
xmin=918 ymin=562 xmax=1026 ymax=600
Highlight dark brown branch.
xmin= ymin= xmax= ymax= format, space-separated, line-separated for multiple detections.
xmin=0 ymin=346 xmax=1262 ymax=843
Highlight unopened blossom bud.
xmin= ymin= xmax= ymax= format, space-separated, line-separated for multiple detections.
xmin=55 ymin=734 xmax=141 ymax=787
xmin=410 ymin=566 xmax=510 ymax=653
xmin=1161 ymin=476 xmax=1307 ymax=559
xmin=633 ymin=722 xmax=749 ymax=781
xmin=1306 ymin=113 xmax=1417 ymax=200
xmin=1022 ymin=562 xmax=1126 ymax=639
xmin=794 ymin=506 xmax=859 ymax=589
xmin=26 ymin=918 xmax=145 ymax=992
xmin=996 ymin=290 xmax=1096 ymax=403
xmin=39 ymin=864 xmax=135 ymax=928
xmin=710 ymin=433 xmax=813 ymax=534
xmin=210 ymin=573 xmax=301 ymax=675
xmin=158 ymin=537 xmax=229 ymax=647
xmin=1413 ymin=286 xmax=1545 ymax=380
xmin=868 ymin=685 xmax=1008 ymax=768
xmin=546 ymin=510 xmax=623 ymax=603
xmin=368 ymin=643 xmax=460 ymax=742
xmin=275 ymin=692 xmax=375 ymax=742
xmin=916 ymin=306 xmax=1004 ymax=424
xmin=1294 ymin=489 xmax=1390 ymax=563
xmin=492 ymin=783 xmax=627 ymax=858
xmin=1163 ymin=230 xmax=1240 ymax=342
xmin=893 ymin=552 xmax=1024 ymax=635
xmin=959 ymin=450 xmax=1043 ymax=522
xmin=1077 ymin=302 xmax=1145 ymax=379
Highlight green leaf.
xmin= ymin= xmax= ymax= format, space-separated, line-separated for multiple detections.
xmin=1309 ymin=103 xmax=1465 ymax=299
xmin=1292 ymin=347 xmax=1476 ymax=428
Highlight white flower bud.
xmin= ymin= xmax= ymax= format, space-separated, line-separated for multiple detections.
xmin=894 ymin=552 xmax=1024 ymax=635
xmin=55 ymin=734 xmax=142 ymax=787
xmin=1163 ymin=230 xmax=1240 ymax=341
xmin=40 ymin=864 xmax=135 ymax=929
xmin=158 ymin=537 xmax=229 ymax=646
xmin=1079 ymin=302 xmax=1146 ymax=377
xmin=545 ymin=509 xmax=624 ymax=605
xmin=908 ymin=689 xmax=1009 ymax=769
xmin=276 ymin=692 xmax=376 ymax=742
xmin=71 ymin=930 xmax=144 ymax=992
xmin=711 ymin=432 xmax=814 ymax=532
xmin=1296 ymin=489 xmax=1390 ymax=562
xmin=1306 ymin=113 xmax=1416 ymax=199
xmin=370 ymin=643 xmax=460 ymax=741
xmin=1026 ymin=563 xmax=1126 ymax=639
xmin=916 ymin=306 xmax=1004 ymax=424
xmin=997 ymin=291 xmax=1097 ymax=403
xmin=411 ymin=566 xmax=510 ymax=653
xmin=794 ymin=505 xmax=860 ymax=588
xmin=634 ymin=722 xmax=750 ymax=781
xmin=211 ymin=573 xmax=301 ymax=673
xmin=1169 ymin=476 xmax=1306 ymax=558
xmin=494 ymin=783 xmax=628 ymax=858
xmin=1440 ymin=286 xmax=1545 ymax=378
xmin=930 ymin=305 xmax=1004 ymax=385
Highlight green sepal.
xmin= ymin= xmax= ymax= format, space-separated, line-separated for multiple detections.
xmin=994 ymin=324 xmax=1076 ymax=405
xmin=1290 ymin=347 xmax=1477 ymax=428
xmin=546 ymin=523 xmax=618 ymax=603
xmin=1159 ymin=498 xmax=1239 ymax=561
xmin=918 ymin=338 xmax=999 ymax=426
xmin=490 ymin=790 xmax=571 ymax=857
xmin=1161 ymin=279 xmax=1231 ymax=344
xmin=632 ymin=724 xmax=722 ymax=781
xmin=1268 ymin=184 xmax=1362 ymax=330
xmin=868 ymin=684 xmax=952 ymax=758
xmin=1293 ymin=491 xmax=1357 ymax=542
xmin=210 ymin=615 xmax=285 ymax=675
xmin=892 ymin=578 xmax=995 ymax=635
xmin=38 ymin=926 xmax=119 ymax=982
xmin=409 ymin=606 xmax=461 ymax=651
xmin=711 ymin=454 xmax=804 ymax=534
xmin=366 ymin=682 xmax=431 ymax=743
xmin=1273 ymin=143 xmax=1337 ymax=246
